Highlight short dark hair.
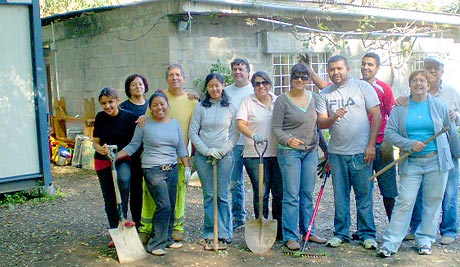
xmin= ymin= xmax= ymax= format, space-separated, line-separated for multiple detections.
xmin=124 ymin=74 xmax=149 ymax=98
xmin=230 ymin=58 xmax=250 ymax=72
xmin=290 ymin=62 xmax=309 ymax=80
xmin=148 ymin=89 xmax=169 ymax=108
xmin=98 ymin=87 xmax=119 ymax=102
xmin=201 ymin=72 xmax=230 ymax=108
xmin=362 ymin=52 xmax=380 ymax=67
xmin=251 ymin=71 xmax=272 ymax=87
xmin=328 ymin=55 xmax=349 ymax=67
xmin=165 ymin=63 xmax=185 ymax=79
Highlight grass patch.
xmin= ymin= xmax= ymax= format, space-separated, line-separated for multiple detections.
xmin=0 ymin=186 xmax=65 ymax=208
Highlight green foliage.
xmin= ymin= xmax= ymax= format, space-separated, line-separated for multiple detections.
xmin=0 ymin=186 xmax=65 ymax=209
xmin=193 ymin=59 xmax=234 ymax=96
xmin=40 ymin=0 xmax=115 ymax=17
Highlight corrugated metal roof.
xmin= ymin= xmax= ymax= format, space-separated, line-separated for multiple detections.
xmin=41 ymin=0 xmax=460 ymax=26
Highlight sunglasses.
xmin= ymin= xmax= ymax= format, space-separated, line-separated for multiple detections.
xmin=292 ymin=74 xmax=309 ymax=81
xmin=254 ymin=80 xmax=270 ymax=87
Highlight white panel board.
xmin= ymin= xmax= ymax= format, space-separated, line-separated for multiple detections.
xmin=0 ymin=5 xmax=40 ymax=178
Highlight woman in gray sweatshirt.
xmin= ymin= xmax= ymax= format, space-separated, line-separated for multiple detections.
xmin=189 ymin=72 xmax=239 ymax=247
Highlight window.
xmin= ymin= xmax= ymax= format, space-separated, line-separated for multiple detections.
xmin=409 ymin=52 xmax=447 ymax=71
xmin=272 ymin=52 xmax=330 ymax=95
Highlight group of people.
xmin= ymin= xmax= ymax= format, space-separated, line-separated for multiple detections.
xmin=91 ymin=54 xmax=460 ymax=258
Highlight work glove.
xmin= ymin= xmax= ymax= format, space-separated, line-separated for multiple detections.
xmin=380 ymin=141 xmax=394 ymax=162
xmin=184 ymin=167 xmax=192 ymax=186
xmin=317 ymin=158 xmax=328 ymax=177
xmin=251 ymin=133 xmax=266 ymax=145
xmin=207 ymin=148 xmax=222 ymax=160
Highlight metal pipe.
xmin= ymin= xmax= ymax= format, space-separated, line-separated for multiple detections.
xmin=189 ymin=0 xmax=460 ymax=26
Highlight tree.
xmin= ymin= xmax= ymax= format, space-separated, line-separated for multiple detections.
xmin=39 ymin=0 xmax=118 ymax=17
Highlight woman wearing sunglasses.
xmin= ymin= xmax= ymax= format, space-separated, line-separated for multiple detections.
xmin=236 ymin=71 xmax=283 ymax=240
xmin=272 ymin=62 xmax=326 ymax=251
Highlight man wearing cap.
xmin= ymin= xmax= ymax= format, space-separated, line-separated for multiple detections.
xmin=401 ymin=56 xmax=460 ymax=245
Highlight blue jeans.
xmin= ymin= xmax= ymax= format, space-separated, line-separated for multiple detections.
xmin=243 ymin=157 xmax=283 ymax=238
xmin=96 ymin=160 xmax=131 ymax=229
xmin=382 ymin=157 xmax=448 ymax=252
xmin=277 ymin=149 xmax=318 ymax=243
xmin=144 ymin=164 xmax=178 ymax=251
xmin=373 ymin=143 xmax=398 ymax=198
xmin=409 ymin=157 xmax=458 ymax=238
xmin=231 ymin=145 xmax=246 ymax=227
xmin=194 ymin=152 xmax=234 ymax=240
xmin=329 ymin=153 xmax=376 ymax=241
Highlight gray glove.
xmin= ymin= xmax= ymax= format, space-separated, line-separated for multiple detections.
xmin=251 ymin=133 xmax=266 ymax=145
xmin=184 ymin=167 xmax=192 ymax=186
xmin=207 ymin=148 xmax=222 ymax=160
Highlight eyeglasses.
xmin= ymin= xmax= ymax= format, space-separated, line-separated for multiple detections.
xmin=292 ymin=74 xmax=309 ymax=81
xmin=254 ymin=80 xmax=270 ymax=87
xmin=410 ymin=78 xmax=428 ymax=84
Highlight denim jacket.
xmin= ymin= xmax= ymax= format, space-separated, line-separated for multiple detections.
xmin=385 ymin=95 xmax=460 ymax=175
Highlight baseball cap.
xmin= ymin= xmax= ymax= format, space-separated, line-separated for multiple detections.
xmin=424 ymin=56 xmax=444 ymax=67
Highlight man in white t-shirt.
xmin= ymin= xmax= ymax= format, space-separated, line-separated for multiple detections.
xmin=316 ymin=55 xmax=381 ymax=250
xmin=225 ymin=58 xmax=254 ymax=230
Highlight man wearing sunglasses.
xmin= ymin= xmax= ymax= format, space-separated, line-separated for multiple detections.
xmin=225 ymin=58 xmax=254 ymax=231
xmin=316 ymin=55 xmax=381 ymax=250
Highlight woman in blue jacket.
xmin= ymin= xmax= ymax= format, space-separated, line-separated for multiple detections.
xmin=377 ymin=69 xmax=460 ymax=257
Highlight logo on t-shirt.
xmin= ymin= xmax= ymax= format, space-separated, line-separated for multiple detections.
xmin=328 ymin=97 xmax=356 ymax=110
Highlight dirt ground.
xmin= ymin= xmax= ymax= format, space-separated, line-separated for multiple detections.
xmin=1 ymin=165 xmax=460 ymax=267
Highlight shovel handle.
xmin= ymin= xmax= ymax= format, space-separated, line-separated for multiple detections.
xmin=107 ymin=145 xmax=122 ymax=205
xmin=258 ymin=163 xmax=264 ymax=221
xmin=368 ymin=126 xmax=449 ymax=181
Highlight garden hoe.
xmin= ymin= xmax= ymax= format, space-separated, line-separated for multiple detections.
xmin=107 ymin=145 xmax=147 ymax=264
xmin=204 ymin=158 xmax=227 ymax=251
xmin=245 ymin=141 xmax=277 ymax=254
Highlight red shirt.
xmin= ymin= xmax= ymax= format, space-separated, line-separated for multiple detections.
xmin=367 ymin=79 xmax=395 ymax=144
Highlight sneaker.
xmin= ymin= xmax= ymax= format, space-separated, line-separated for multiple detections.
xmin=285 ymin=240 xmax=301 ymax=251
xmin=218 ymin=237 xmax=232 ymax=244
xmin=150 ymin=248 xmax=167 ymax=256
xmin=168 ymin=242 xmax=183 ymax=249
xmin=326 ymin=237 xmax=343 ymax=248
xmin=124 ymin=221 xmax=136 ymax=228
xmin=376 ymin=246 xmax=393 ymax=258
xmin=404 ymin=233 xmax=415 ymax=241
xmin=439 ymin=236 xmax=456 ymax=245
xmin=351 ymin=232 xmax=360 ymax=240
xmin=309 ymin=234 xmax=327 ymax=244
xmin=363 ymin=239 xmax=378 ymax=250
xmin=233 ymin=223 xmax=245 ymax=231
xmin=418 ymin=245 xmax=432 ymax=255
xmin=172 ymin=230 xmax=184 ymax=241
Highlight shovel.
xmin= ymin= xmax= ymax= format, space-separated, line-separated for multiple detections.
xmin=107 ymin=145 xmax=147 ymax=264
xmin=245 ymin=140 xmax=277 ymax=254
xmin=204 ymin=158 xmax=227 ymax=251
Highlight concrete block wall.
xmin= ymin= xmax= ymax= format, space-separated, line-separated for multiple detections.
xmin=42 ymin=1 xmax=460 ymax=115
xmin=43 ymin=2 xmax=173 ymax=115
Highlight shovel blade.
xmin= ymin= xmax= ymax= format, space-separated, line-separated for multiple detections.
xmin=244 ymin=218 xmax=277 ymax=254
xmin=109 ymin=225 xmax=148 ymax=264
